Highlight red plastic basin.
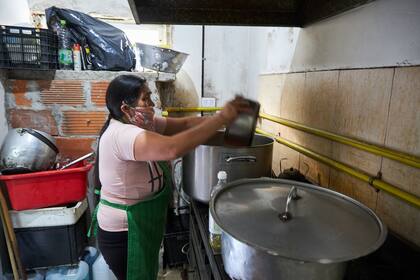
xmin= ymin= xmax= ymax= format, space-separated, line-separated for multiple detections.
xmin=0 ymin=162 xmax=92 ymax=211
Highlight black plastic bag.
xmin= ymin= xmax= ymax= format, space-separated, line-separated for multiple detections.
xmin=45 ymin=6 xmax=135 ymax=71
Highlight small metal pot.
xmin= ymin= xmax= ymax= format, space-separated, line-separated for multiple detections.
xmin=211 ymin=178 xmax=387 ymax=280
xmin=0 ymin=128 xmax=59 ymax=174
xmin=224 ymin=98 xmax=260 ymax=147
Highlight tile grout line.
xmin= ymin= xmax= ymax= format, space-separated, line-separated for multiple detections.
xmin=375 ymin=68 xmax=396 ymax=211
xmin=328 ymin=70 xmax=342 ymax=189
xmin=297 ymin=72 xmax=307 ymax=175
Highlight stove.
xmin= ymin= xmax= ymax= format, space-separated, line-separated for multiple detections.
xmin=188 ymin=201 xmax=419 ymax=280
xmin=189 ymin=201 xmax=229 ymax=280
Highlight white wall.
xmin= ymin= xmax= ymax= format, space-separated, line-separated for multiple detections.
xmin=0 ymin=0 xmax=31 ymax=26
xmin=172 ymin=25 xmax=203 ymax=100
xmin=289 ymin=0 xmax=420 ymax=72
xmin=204 ymin=26 xmax=253 ymax=106
xmin=170 ymin=0 xmax=420 ymax=103
xmin=172 ymin=25 xmax=295 ymax=106
xmin=28 ymin=0 xmax=133 ymax=19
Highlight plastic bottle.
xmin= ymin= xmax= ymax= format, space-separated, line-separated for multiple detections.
xmin=81 ymin=246 xmax=99 ymax=280
xmin=209 ymin=170 xmax=227 ymax=254
xmin=57 ymin=20 xmax=74 ymax=70
xmin=73 ymin=43 xmax=82 ymax=71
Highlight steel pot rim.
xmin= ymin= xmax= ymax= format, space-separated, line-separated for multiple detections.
xmin=201 ymin=132 xmax=274 ymax=148
xmin=210 ymin=177 xmax=388 ymax=264
xmin=136 ymin=42 xmax=189 ymax=56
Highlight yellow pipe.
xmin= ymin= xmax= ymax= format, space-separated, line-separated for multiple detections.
xmin=256 ymin=128 xmax=420 ymax=209
xmin=162 ymin=107 xmax=420 ymax=169
xmin=162 ymin=106 xmax=420 ymax=208
xmin=259 ymin=112 xmax=420 ymax=169
xmin=163 ymin=107 xmax=222 ymax=116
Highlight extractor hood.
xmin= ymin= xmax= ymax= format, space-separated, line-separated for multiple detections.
xmin=128 ymin=0 xmax=374 ymax=27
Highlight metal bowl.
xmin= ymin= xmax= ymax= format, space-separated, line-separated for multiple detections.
xmin=136 ymin=43 xmax=189 ymax=74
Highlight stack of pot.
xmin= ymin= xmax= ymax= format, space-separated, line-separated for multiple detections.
xmin=0 ymin=128 xmax=59 ymax=174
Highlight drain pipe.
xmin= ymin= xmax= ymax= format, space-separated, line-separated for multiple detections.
xmin=255 ymin=128 xmax=420 ymax=209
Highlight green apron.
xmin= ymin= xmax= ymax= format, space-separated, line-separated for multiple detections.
xmin=89 ymin=162 xmax=171 ymax=280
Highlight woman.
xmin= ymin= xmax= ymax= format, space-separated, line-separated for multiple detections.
xmin=90 ymin=75 xmax=248 ymax=280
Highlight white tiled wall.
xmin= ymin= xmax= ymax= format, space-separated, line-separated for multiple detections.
xmin=258 ymin=66 xmax=420 ymax=247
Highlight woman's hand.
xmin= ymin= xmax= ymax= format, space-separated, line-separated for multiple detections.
xmin=218 ymin=96 xmax=252 ymax=125
xmin=129 ymin=106 xmax=155 ymax=131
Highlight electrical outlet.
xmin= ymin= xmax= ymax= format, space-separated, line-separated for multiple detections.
xmin=201 ymin=97 xmax=216 ymax=107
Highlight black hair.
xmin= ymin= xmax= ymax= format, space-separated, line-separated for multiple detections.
xmin=93 ymin=75 xmax=148 ymax=201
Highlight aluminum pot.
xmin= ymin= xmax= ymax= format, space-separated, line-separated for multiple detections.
xmin=0 ymin=128 xmax=59 ymax=174
xmin=211 ymin=178 xmax=387 ymax=280
xmin=182 ymin=131 xmax=273 ymax=203
xmin=136 ymin=43 xmax=189 ymax=74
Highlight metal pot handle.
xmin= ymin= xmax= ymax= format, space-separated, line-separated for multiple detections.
xmin=225 ymin=156 xmax=257 ymax=163
xmin=22 ymin=128 xmax=59 ymax=154
xmin=279 ymin=186 xmax=301 ymax=222
xmin=59 ymin=152 xmax=94 ymax=170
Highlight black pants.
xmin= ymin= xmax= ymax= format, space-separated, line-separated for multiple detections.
xmin=97 ymin=227 xmax=128 ymax=280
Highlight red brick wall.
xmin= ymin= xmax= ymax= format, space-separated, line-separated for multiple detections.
xmin=5 ymin=79 xmax=108 ymax=160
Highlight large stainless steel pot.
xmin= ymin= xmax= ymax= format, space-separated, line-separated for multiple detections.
xmin=211 ymin=178 xmax=387 ymax=280
xmin=183 ymin=131 xmax=273 ymax=203
xmin=0 ymin=128 xmax=59 ymax=174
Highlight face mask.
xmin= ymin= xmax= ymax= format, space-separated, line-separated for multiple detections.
xmin=127 ymin=105 xmax=155 ymax=131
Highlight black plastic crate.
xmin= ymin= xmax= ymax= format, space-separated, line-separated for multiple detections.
xmin=0 ymin=25 xmax=58 ymax=70
xmin=163 ymin=211 xmax=190 ymax=268
xmin=14 ymin=212 xmax=88 ymax=269
xmin=164 ymin=231 xmax=189 ymax=268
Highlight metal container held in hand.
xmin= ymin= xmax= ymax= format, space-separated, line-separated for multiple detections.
xmin=224 ymin=98 xmax=260 ymax=147
xmin=136 ymin=43 xmax=189 ymax=74
xmin=210 ymin=178 xmax=387 ymax=280
xmin=183 ymin=131 xmax=273 ymax=203
xmin=0 ymin=128 xmax=59 ymax=174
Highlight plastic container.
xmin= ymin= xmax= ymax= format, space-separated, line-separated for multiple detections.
xmin=163 ymin=231 xmax=189 ymax=267
xmin=10 ymin=198 xmax=88 ymax=228
xmin=0 ymin=161 xmax=92 ymax=210
xmin=81 ymin=246 xmax=99 ymax=280
xmin=45 ymin=261 xmax=89 ymax=280
xmin=15 ymin=211 xmax=88 ymax=269
xmin=209 ymin=171 xmax=227 ymax=254
xmin=92 ymin=253 xmax=117 ymax=280
xmin=73 ymin=43 xmax=81 ymax=71
xmin=57 ymin=20 xmax=73 ymax=70
xmin=0 ymin=25 xmax=58 ymax=70
xmin=163 ymin=211 xmax=189 ymax=267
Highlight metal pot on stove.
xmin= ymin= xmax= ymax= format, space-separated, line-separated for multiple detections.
xmin=182 ymin=131 xmax=274 ymax=203
xmin=0 ymin=128 xmax=59 ymax=174
xmin=210 ymin=178 xmax=387 ymax=280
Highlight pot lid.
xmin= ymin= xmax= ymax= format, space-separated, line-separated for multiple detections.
xmin=210 ymin=178 xmax=387 ymax=263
